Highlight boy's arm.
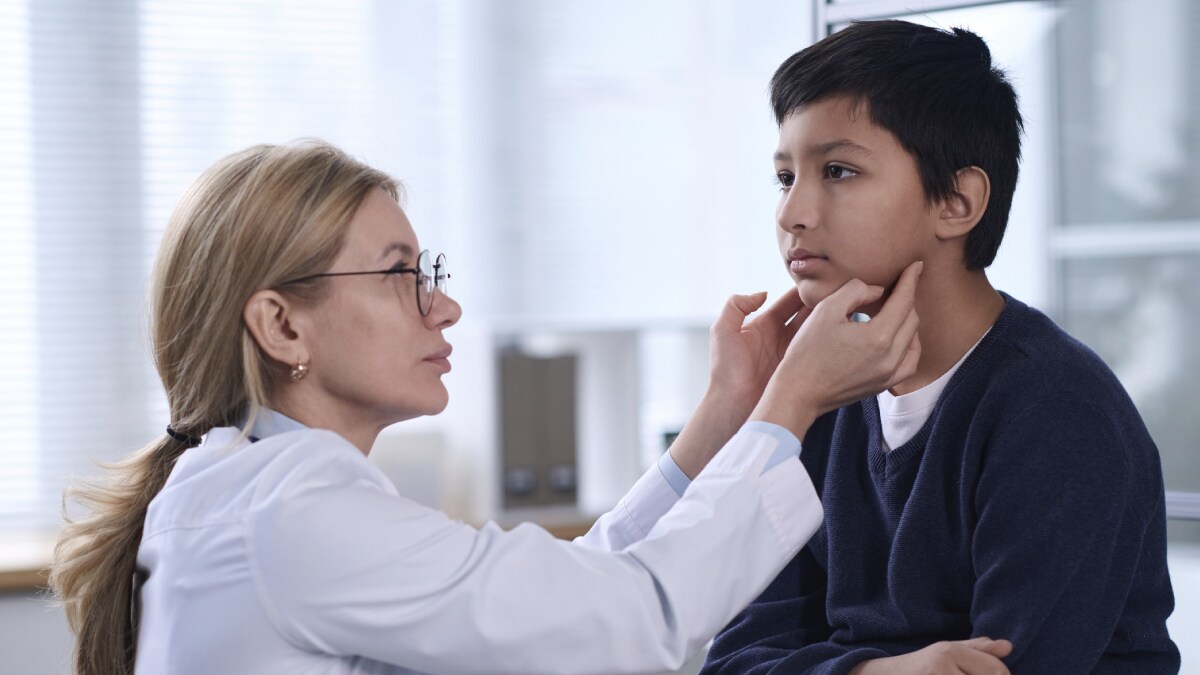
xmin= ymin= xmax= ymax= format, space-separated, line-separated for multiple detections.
xmin=700 ymin=549 xmax=891 ymax=674
xmin=969 ymin=393 xmax=1178 ymax=672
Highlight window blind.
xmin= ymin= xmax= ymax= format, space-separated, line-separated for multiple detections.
xmin=0 ymin=0 xmax=465 ymax=533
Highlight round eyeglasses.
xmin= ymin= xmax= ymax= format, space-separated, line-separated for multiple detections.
xmin=280 ymin=250 xmax=450 ymax=316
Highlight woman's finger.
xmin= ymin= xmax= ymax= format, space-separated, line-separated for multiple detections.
xmin=887 ymin=305 xmax=920 ymax=364
xmin=817 ymin=278 xmax=885 ymax=321
xmin=777 ymin=305 xmax=808 ymax=351
xmin=711 ymin=292 xmax=768 ymax=336
xmin=887 ymin=323 xmax=922 ymax=389
xmin=872 ymin=260 xmax=923 ymax=330
xmin=757 ymin=287 xmax=806 ymax=326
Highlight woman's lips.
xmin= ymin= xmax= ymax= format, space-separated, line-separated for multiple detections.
xmin=424 ymin=345 xmax=453 ymax=372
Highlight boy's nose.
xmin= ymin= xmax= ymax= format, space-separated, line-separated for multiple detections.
xmin=777 ymin=184 xmax=819 ymax=232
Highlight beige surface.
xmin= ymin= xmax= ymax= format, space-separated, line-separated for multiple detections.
xmin=0 ymin=530 xmax=55 ymax=591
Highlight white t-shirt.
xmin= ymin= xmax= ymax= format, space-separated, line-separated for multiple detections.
xmin=134 ymin=412 xmax=819 ymax=675
xmin=877 ymin=331 xmax=989 ymax=452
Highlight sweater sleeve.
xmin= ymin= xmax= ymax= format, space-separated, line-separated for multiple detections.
xmin=969 ymin=392 xmax=1177 ymax=673
xmin=700 ymin=548 xmax=888 ymax=675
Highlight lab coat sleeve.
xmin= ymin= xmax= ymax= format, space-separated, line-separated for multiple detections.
xmin=575 ymin=451 xmax=688 ymax=552
xmin=245 ymin=424 xmax=822 ymax=675
xmin=578 ymin=421 xmax=800 ymax=553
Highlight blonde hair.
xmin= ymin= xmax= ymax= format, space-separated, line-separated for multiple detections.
xmin=49 ymin=141 xmax=399 ymax=675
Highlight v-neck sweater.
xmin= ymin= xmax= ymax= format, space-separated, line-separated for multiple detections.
xmin=704 ymin=293 xmax=1179 ymax=674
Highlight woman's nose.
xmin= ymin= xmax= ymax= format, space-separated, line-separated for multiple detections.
xmin=427 ymin=288 xmax=462 ymax=329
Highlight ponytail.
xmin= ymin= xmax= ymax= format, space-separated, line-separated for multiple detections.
xmin=50 ymin=435 xmax=191 ymax=675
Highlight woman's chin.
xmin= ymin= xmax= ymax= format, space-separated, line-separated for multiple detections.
xmin=423 ymin=387 xmax=451 ymax=416
xmin=385 ymin=391 xmax=449 ymax=425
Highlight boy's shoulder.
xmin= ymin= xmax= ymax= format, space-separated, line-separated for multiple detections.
xmin=965 ymin=293 xmax=1123 ymax=400
xmin=957 ymin=293 xmax=1151 ymax=449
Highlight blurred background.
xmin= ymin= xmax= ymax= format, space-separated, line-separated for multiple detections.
xmin=0 ymin=0 xmax=1197 ymax=673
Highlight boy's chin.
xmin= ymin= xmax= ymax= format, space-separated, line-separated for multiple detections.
xmin=795 ymin=279 xmax=836 ymax=310
xmin=796 ymin=278 xmax=886 ymax=318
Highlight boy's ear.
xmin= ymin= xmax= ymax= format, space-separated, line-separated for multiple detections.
xmin=243 ymin=289 xmax=309 ymax=371
xmin=935 ymin=166 xmax=990 ymax=241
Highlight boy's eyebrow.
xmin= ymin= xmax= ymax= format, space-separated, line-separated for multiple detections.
xmin=774 ymin=140 xmax=873 ymax=163
xmin=378 ymin=242 xmax=415 ymax=262
xmin=811 ymin=139 xmax=873 ymax=158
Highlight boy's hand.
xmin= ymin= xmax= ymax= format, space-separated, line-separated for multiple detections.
xmin=848 ymin=637 xmax=1013 ymax=675
xmin=750 ymin=261 xmax=923 ymax=439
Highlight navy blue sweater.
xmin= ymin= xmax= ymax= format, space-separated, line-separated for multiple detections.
xmin=702 ymin=295 xmax=1179 ymax=674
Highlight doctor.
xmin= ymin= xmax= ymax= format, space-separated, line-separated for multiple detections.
xmin=52 ymin=141 xmax=923 ymax=675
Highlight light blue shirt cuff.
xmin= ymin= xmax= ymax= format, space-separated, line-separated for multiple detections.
xmin=742 ymin=421 xmax=803 ymax=473
xmin=658 ymin=421 xmax=803 ymax=496
xmin=657 ymin=450 xmax=691 ymax=498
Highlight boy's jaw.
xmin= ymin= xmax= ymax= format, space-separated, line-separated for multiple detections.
xmin=787 ymin=259 xmax=905 ymax=318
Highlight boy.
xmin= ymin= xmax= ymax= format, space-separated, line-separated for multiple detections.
xmin=702 ymin=20 xmax=1179 ymax=674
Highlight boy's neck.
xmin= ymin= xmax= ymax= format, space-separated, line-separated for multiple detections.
xmin=888 ymin=265 xmax=1004 ymax=396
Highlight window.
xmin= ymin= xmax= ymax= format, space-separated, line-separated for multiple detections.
xmin=0 ymin=0 xmax=36 ymax=529
xmin=1 ymin=0 xmax=810 ymax=533
xmin=0 ymin=0 xmax=469 ymax=534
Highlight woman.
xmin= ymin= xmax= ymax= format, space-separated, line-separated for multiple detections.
xmin=50 ymin=141 xmax=921 ymax=675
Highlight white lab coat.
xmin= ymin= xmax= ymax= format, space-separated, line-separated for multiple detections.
xmin=134 ymin=413 xmax=821 ymax=674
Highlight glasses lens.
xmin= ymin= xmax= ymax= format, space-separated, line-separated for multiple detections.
xmin=434 ymin=253 xmax=449 ymax=295
xmin=417 ymin=250 xmax=434 ymax=315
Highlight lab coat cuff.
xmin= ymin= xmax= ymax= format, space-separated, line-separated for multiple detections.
xmin=739 ymin=421 xmax=802 ymax=474
xmin=657 ymin=450 xmax=692 ymax=498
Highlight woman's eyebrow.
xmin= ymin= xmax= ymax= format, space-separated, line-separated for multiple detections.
xmin=378 ymin=242 xmax=415 ymax=262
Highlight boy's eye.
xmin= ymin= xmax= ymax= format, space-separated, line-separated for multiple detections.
xmin=775 ymin=171 xmax=795 ymax=188
xmin=824 ymin=164 xmax=858 ymax=180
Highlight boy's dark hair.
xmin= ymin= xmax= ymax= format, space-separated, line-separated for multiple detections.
xmin=771 ymin=20 xmax=1023 ymax=269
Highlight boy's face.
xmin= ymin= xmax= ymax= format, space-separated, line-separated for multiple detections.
xmin=774 ymin=95 xmax=935 ymax=311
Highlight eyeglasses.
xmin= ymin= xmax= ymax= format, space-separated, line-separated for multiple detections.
xmin=281 ymin=250 xmax=449 ymax=316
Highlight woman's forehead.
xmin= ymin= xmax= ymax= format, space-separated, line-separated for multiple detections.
xmin=345 ymin=189 xmax=419 ymax=261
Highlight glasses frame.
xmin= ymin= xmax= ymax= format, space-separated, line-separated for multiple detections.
xmin=280 ymin=250 xmax=449 ymax=317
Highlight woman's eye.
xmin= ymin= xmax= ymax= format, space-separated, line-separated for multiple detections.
xmin=824 ymin=164 xmax=857 ymax=180
xmin=775 ymin=171 xmax=795 ymax=189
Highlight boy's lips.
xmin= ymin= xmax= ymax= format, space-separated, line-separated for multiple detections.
xmin=787 ymin=247 xmax=828 ymax=274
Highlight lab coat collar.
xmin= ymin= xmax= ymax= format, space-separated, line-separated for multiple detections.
xmin=241 ymin=407 xmax=309 ymax=441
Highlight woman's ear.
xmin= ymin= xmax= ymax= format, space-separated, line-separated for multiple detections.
xmin=935 ymin=166 xmax=991 ymax=241
xmin=243 ymin=289 xmax=308 ymax=369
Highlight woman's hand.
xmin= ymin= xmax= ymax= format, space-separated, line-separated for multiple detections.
xmin=848 ymin=637 xmax=1013 ymax=675
xmin=707 ymin=288 xmax=810 ymax=422
xmin=668 ymin=289 xmax=810 ymax=478
xmin=751 ymin=261 xmax=923 ymax=439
